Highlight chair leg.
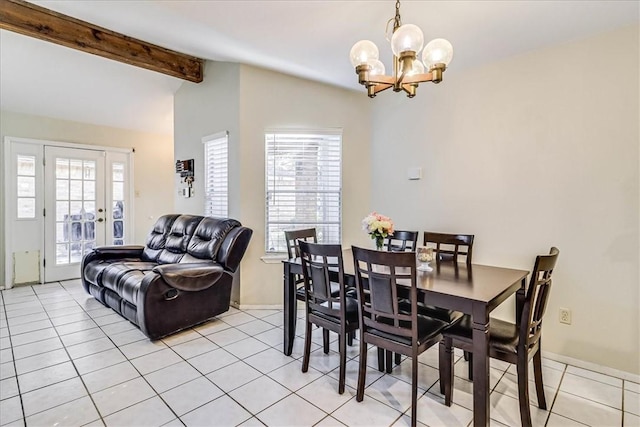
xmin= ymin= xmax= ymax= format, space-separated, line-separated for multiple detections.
xmin=439 ymin=338 xmax=454 ymax=406
xmin=338 ymin=332 xmax=346 ymax=394
xmin=463 ymin=350 xmax=469 ymax=361
xmin=357 ymin=337 xmax=367 ymax=402
xmin=323 ymin=328 xmax=330 ymax=354
xmin=516 ymin=354 xmax=533 ymax=427
xmin=385 ymin=350 xmax=393 ymax=373
xmin=377 ymin=347 xmax=385 ymax=372
xmin=467 ymin=352 xmax=473 ymax=381
xmin=533 ymin=347 xmax=547 ymax=409
xmin=394 ymin=352 xmax=401 ymax=365
xmin=302 ymin=320 xmax=312 ymax=373
xmin=411 ymin=355 xmax=418 ymax=427
xmin=347 ymin=331 xmax=354 ymax=346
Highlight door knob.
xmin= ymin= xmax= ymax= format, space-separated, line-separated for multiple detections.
xmin=98 ymin=208 xmax=104 ymax=213
xmin=97 ymin=218 xmax=104 ymax=223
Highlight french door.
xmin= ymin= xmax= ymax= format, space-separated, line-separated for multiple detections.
xmin=44 ymin=147 xmax=106 ymax=281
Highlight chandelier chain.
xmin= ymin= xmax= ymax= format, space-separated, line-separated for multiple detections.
xmin=393 ymin=0 xmax=402 ymax=31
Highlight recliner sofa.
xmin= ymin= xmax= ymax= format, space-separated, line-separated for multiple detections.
xmin=81 ymin=214 xmax=253 ymax=340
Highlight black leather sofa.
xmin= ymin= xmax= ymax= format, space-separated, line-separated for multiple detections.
xmin=81 ymin=214 xmax=253 ymax=340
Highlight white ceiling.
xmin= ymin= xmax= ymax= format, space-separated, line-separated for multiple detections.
xmin=1 ymin=1 xmax=638 ymax=134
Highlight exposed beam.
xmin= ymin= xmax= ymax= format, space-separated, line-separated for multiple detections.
xmin=0 ymin=0 xmax=203 ymax=82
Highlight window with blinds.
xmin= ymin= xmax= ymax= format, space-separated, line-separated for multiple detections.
xmin=203 ymin=132 xmax=229 ymax=218
xmin=265 ymin=130 xmax=342 ymax=252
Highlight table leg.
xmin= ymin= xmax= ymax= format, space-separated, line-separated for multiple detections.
xmin=515 ymin=278 xmax=526 ymax=325
xmin=472 ymin=306 xmax=490 ymax=427
xmin=283 ymin=262 xmax=297 ymax=356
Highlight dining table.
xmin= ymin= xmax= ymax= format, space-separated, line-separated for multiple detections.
xmin=282 ymin=247 xmax=529 ymax=427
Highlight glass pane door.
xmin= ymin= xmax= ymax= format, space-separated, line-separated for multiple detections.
xmin=44 ymin=147 xmax=106 ymax=282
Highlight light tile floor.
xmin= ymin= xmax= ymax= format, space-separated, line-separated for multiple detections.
xmin=0 ymin=280 xmax=638 ymax=427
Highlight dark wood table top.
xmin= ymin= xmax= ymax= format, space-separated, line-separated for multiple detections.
xmin=286 ymin=248 xmax=529 ymax=307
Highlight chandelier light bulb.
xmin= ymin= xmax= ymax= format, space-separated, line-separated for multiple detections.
xmin=422 ymin=38 xmax=454 ymax=70
xmin=368 ymin=59 xmax=386 ymax=76
xmin=350 ymin=40 xmax=380 ymax=68
xmin=406 ymin=60 xmax=424 ymax=76
xmin=390 ymin=24 xmax=424 ymax=56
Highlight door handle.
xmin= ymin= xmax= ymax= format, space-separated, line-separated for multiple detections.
xmin=98 ymin=208 xmax=104 ymax=213
xmin=97 ymin=218 xmax=104 ymax=223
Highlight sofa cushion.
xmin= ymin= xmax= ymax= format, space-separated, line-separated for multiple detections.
xmin=142 ymin=214 xmax=180 ymax=262
xmin=157 ymin=215 xmax=203 ymax=264
xmin=186 ymin=217 xmax=242 ymax=262
xmin=101 ymin=262 xmax=156 ymax=306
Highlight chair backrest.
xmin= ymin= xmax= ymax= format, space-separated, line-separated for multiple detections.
xmin=299 ymin=241 xmax=347 ymax=319
xmin=384 ymin=230 xmax=419 ymax=252
xmin=521 ymin=247 xmax=560 ymax=349
xmin=352 ymin=246 xmax=418 ymax=342
xmin=284 ymin=228 xmax=317 ymax=258
xmin=423 ymin=232 xmax=474 ymax=267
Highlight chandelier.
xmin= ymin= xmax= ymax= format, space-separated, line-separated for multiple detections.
xmin=349 ymin=0 xmax=453 ymax=98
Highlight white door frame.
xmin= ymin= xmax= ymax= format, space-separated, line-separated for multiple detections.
xmin=3 ymin=136 xmax=134 ymax=288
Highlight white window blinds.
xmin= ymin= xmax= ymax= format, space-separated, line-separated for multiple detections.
xmin=265 ymin=130 xmax=342 ymax=252
xmin=203 ymin=132 xmax=228 ymax=218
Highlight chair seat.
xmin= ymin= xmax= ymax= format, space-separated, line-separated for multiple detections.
xmin=312 ymin=296 xmax=359 ymax=322
xmin=297 ymin=282 xmax=355 ymax=300
xmin=398 ymin=300 xmax=464 ymax=325
xmin=442 ymin=315 xmax=520 ymax=354
xmin=369 ymin=314 xmax=447 ymax=346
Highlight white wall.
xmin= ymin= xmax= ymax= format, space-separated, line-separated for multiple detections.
xmin=370 ymin=26 xmax=639 ymax=374
xmin=173 ymin=61 xmax=241 ymax=216
xmin=0 ymin=110 xmax=175 ymax=285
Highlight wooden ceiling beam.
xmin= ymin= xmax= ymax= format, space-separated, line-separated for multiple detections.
xmin=0 ymin=0 xmax=203 ymax=82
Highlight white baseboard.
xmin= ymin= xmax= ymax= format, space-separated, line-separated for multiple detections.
xmin=232 ymin=303 xmax=283 ymax=310
xmin=542 ymin=351 xmax=640 ymax=383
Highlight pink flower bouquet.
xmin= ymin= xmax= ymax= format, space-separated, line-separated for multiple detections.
xmin=362 ymin=212 xmax=394 ymax=250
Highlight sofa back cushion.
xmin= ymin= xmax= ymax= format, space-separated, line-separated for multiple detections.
xmin=182 ymin=217 xmax=241 ymax=262
xmin=141 ymin=214 xmax=180 ymax=262
xmin=157 ymin=215 xmax=204 ymax=264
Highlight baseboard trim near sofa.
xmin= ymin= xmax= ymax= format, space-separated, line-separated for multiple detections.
xmin=232 ymin=303 xmax=284 ymax=310
xmin=543 ymin=351 xmax=640 ymax=383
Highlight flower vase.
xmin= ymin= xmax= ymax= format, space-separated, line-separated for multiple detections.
xmin=375 ymin=235 xmax=384 ymax=251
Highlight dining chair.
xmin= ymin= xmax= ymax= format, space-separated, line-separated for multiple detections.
xmin=420 ymin=231 xmax=475 ymax=325
xmin=384 ymin=230 xmax=419 ymax=252
xmin=284 ymin=228 xmax=317 ymax=259
xmin=421 ymin=231 xmax=475 ymax=377
xmin=423 ymin=231 xmax=474 ymax=268
xmin=352 ymin=246 xmax=447 ymax=427
xmin=439 ymin=247 xmax=560 ymax=427
xmin=299 ymin=241 xmax=359 ymax=394
xmin=284 ymin=228 xmax=334 ymax=352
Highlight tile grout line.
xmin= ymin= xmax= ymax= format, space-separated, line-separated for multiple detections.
xmin=1 ymin=286 xmax=37 ymax=426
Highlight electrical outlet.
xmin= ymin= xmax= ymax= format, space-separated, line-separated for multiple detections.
xmin=559 ymin=308 xmax=572 ymax=325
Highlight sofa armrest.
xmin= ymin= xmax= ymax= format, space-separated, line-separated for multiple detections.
xmin=152 ymin=262 xmax=224 ymax=292
xmin=93 ymin=245 xmax=145 ymax=258
xmin=217 ymin=227 xmax=253 ymax=273
xmin=82 ymin=245 xmax=144 ymax=272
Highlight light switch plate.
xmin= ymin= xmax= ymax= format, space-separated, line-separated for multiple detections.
xmin=407 ymin=167 xmax=422 ymax=180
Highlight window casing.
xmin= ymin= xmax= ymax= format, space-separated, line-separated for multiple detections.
xmin=203 ymin=132 xmax=229 ymax=218
xmin=265 ymin=130 xmax=342 ymax=252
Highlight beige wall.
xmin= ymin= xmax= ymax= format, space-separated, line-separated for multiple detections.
xmin=370 ymin=26 xmax=639 ymax=374
xmin=0 ymin=110 xmax=175 ymax=284
xmin=236 ymin=64 xmax=372 ymax=306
